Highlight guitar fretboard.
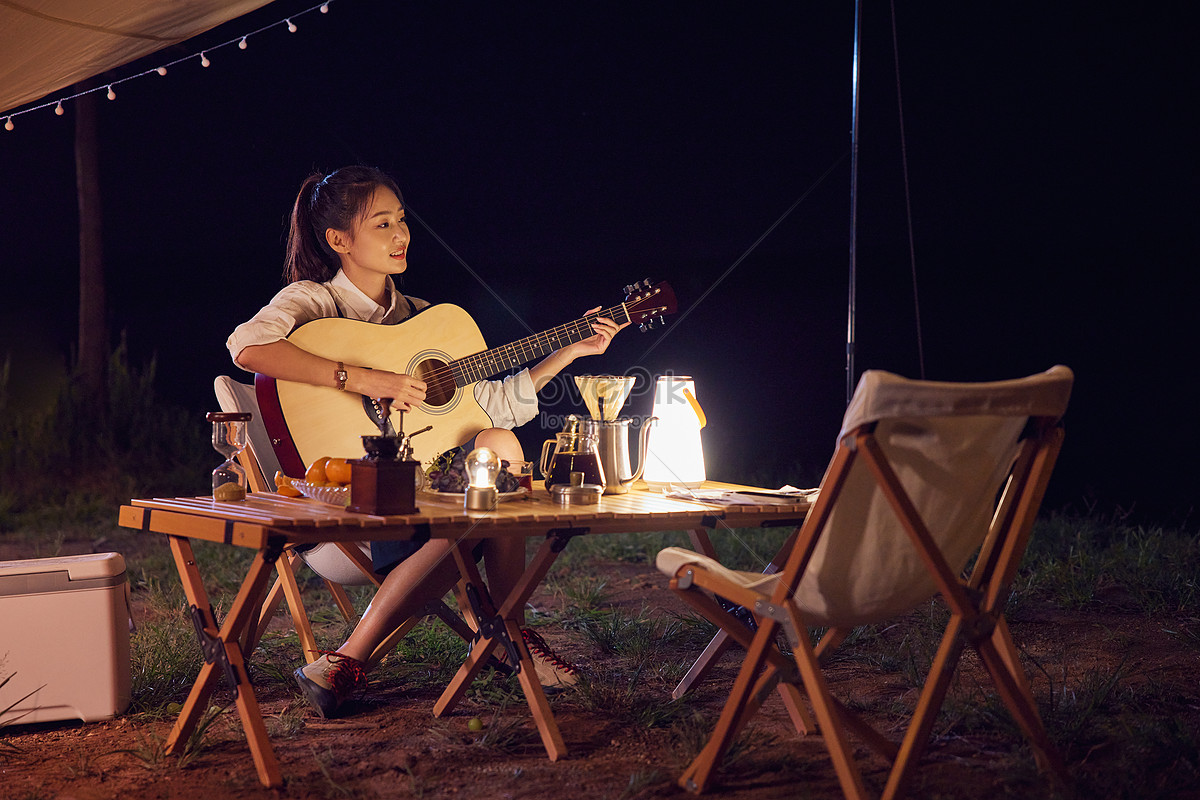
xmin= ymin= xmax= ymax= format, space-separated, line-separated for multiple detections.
xmin=451 ymin=303 xmax=631 ymax=385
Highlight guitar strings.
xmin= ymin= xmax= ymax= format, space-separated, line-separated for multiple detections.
xmin=408 ymin=304 xmax=628 ymax=397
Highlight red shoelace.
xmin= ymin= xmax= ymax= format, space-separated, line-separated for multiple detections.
xmin=521 ymin=628 xmax=577 ymax=676
xmin=312 ymin=650 xmax=369 ymax=699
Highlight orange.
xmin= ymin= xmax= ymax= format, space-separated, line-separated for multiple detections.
xmin=305 ymin=456 xmax=331 ymax=484
xmin=276 ymin=484 xmax=302 ymax=497
xmin=325 ymin=458 xmax=352 ymax=485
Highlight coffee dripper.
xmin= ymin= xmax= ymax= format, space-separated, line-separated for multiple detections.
xmin=573 ymin=375 xmax=654 ymax=495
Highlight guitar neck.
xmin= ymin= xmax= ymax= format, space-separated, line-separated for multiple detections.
xmin=451 ymin=302 xmax=630 ymax=386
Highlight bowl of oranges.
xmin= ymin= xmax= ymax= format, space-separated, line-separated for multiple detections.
xmin=277 ymin=456 xmax=353 ymax=506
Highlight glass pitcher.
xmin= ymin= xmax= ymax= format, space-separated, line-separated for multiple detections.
xmin=538 ymin=414 xmax=606 ymax=491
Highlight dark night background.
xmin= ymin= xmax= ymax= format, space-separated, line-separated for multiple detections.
xmin=1 ymin=2 xmax=1196 ymax=522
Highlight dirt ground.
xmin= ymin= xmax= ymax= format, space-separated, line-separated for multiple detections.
xmin=3 ymin=545 xmax=1199 ymax=800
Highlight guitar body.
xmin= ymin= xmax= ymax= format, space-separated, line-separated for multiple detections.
xmin=258 ymin=305 xmax=494 ymax=474
xmin=256 ymin=280 xmax=677 ymax=478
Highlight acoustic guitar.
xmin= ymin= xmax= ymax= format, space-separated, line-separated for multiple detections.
xmin=256 ymin=280 xmax=677 ymax=476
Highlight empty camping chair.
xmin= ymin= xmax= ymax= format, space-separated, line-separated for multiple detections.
xmin=657 ymin=365 xmax=1074 ymax=798
xmin=214 ymin=376 xmax=474 ymax=667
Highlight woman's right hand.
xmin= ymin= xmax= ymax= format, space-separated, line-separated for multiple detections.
xmin=347 ymin=367 xmax=426 ymax=412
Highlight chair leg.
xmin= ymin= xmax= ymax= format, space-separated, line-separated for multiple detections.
xmin=672 ymin=628 xmax=735 ymax=699
xmin=325 ymin=580 xmax=358 ymax=621
xmin=679 ymin=620 xmax=779 ymax=794
xmin=783 ymin=604 xmax=872 ymax=800
xmin=245 ymin=550 xmax=320 ymax=661
xmin=882 ymin=615 xmax=968 ymax=800
xmin=248 ymin=570 xmax=288 ymax=654
xmin=979 ymin=619 xmax=1069 ymax=787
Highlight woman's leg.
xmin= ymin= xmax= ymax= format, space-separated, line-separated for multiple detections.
xmin=339 ymin=427 xmax=524 ymax=658
xmin=335 ymin=539 xmax=461 ymax=663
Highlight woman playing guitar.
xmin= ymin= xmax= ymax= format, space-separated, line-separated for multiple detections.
xmin=227 ymin=165 xmax=628 ymax=717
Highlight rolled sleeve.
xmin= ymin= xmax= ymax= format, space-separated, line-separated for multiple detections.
xmin=473 ymin=369 xmax=539 ymax=429
xmin=226 ymin=281 xmax=336 ymax=369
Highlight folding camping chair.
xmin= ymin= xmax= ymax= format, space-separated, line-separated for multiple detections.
xmin=657 ymin=365 xmax=1074 ymax=798
xmin=214 ymin=376 xmax=475 ymax=668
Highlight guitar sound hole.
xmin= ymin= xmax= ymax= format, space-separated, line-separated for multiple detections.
xmin=414 ymin=358 xmax=455 ymax=408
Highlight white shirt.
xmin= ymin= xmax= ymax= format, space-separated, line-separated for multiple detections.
xmin=226 ymin=270 xmax=539 ymax=430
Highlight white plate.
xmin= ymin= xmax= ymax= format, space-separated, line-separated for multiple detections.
xmin=293 ymin=481 xmax=350 ymax=506
xmin=419 ymin=487 xmax=529 ymax=502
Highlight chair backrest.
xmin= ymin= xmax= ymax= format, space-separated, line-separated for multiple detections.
xmin=793 ymin=365 xmax=1073 ymax=627
xmin=214 ymin=376 xmax=282 ymax=493
xmin=215 ymin=375 xmax=376 ymax=585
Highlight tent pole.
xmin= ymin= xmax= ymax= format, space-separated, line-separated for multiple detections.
xmin=846 ymin=0 xmax=862 ymax=404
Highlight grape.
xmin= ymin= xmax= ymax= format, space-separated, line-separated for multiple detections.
xmin=425 ymin=452 xmax=522 ymax=493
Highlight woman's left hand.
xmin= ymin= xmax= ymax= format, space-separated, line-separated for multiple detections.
xmin=570 ymin=307 xmax=629 ymax=359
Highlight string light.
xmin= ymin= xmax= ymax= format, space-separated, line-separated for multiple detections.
xmin=1 ymin=0 xmax=335 ymax=131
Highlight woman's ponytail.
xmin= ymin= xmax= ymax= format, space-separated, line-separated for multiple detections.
xmin=284 ymin=173 xmax=335 ymax=283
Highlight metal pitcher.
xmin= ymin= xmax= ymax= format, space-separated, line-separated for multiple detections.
xmin=579 ymin=417 xmax=655 ymax=494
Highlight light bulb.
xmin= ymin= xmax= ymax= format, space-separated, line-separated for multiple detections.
xmin=463 ymin=447 xmax=500 ymax=510
xmin=4 ymin=118 xmax=13 ymax=131
xmin=54 ymin=102 xmax=64 ymax=116
xmin=238 ymin=37 xmax=248 ymax=50
xmin=320 ymin=3 xmax=329 ymax=13
xmin=106 ymin=86 xmax=116 ymax=100
xmin=286 ymin=19 xmax=297 ymax=33
xmin=200 ymin=53 xmax=210 ymax=67
xmin=157 ymin=66 xmax=167 ymax=76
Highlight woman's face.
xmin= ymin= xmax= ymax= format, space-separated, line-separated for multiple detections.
xmin=329 ymin=186 xmax=409 ymax=281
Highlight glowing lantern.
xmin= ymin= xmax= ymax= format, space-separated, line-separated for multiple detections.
xmin=643 ymin=376 xmax=706 ymax=489
xmin=464 ymin=447 xmax=500 ymax=511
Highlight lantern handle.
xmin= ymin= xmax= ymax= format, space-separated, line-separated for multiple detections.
xmin=683 ymin=388 xmax=707 ymax=429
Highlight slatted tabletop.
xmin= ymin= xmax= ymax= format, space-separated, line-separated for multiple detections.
xmin=119 ymin=481 xmax=812 ymax=549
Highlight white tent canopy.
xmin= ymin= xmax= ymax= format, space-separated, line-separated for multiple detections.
xmin=0 ymin=0 xmax=273 ymax=114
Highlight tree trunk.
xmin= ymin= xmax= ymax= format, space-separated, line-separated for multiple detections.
xmin=75 ymin=86 xmax=106 ymax=396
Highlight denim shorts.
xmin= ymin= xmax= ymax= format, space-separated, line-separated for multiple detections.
xmin=370 ymin=436 xmax=481 ymax=575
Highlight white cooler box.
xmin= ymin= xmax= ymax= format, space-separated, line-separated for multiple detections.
xmin=0 ymin=552 xmax=132 ymax=724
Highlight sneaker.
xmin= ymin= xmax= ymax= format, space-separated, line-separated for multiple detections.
xmin=293 ymin=651 xmax=368 ymax=718
xmin=521 ymin=628 xmax=579 ymax=689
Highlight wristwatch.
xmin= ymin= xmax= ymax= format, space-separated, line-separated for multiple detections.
xmin=334 ymin=361 xmax=348 ymax=391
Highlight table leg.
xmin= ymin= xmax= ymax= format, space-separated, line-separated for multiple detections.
xmin=165 ymin=536 xmax=284 ymax=788
xmin=434 ymin=533 xmax=572 ymax=761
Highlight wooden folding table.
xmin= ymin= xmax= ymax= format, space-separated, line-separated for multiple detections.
xmin=118 ymin=482 xmax=809 ymax=787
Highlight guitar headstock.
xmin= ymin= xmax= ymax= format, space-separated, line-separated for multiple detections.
xmin=623 ymin=279 xmax=677 ymax=332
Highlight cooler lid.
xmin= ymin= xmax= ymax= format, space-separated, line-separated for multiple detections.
xmin=0 ymin=552 xmax=127 ymax=596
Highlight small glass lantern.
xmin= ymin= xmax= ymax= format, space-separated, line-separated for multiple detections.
xmin=464 ymin=447 xmax=500 ymax=511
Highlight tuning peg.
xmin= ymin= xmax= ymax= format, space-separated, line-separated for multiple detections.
xmin=639 ymin=321 xmax=649 ymax=333
xmin=624 ymin=284 xmax=635 ymax=295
